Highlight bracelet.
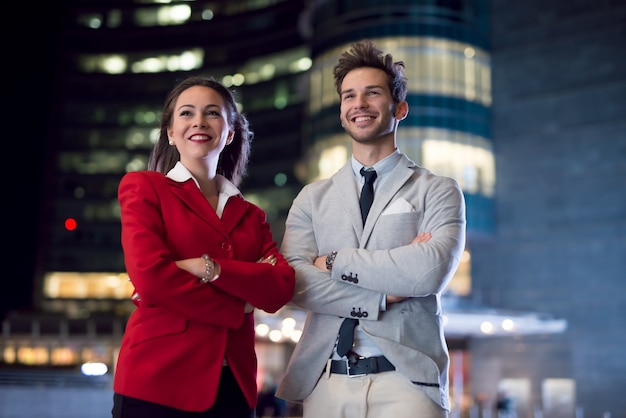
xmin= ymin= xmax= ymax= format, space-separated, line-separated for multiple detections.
xmin=201 ymin=254 xmax=213 ymax=284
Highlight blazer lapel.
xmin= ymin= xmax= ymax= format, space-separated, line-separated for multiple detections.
xmin=361 ymin=156 xmax=416 ymax=240
xmin=169 ymin=179 xmax=251 ymax=236
xmin=333 ymin=164 xmax=363 ymax=236
xmin=220 ymin=196 xmax=250 ymax=235
xmin=168 ymin=179 xmax=225 ymax=230
xmin=331 ymin=156 xmax=417 ymax=246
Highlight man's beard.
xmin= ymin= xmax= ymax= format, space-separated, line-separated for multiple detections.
xmin=345 ymin=113 xmax=395 ymax=144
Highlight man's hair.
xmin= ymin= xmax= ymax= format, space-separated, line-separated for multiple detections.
xmin=333 ymin=40 xmax=408 ymax=104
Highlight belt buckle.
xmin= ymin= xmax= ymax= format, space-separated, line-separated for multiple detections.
xmin=346 ymin=358 xmax=366 ymax=378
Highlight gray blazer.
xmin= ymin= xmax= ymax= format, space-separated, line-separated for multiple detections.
xmin=276 ymin=153 xmax=466 ymax=410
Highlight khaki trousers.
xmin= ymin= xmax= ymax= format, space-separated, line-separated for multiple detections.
xmin=302 ymin=361 xmax=447 ymax=418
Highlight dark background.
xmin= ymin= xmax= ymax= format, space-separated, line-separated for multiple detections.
xmin=5 ymin=6 xmax=63 ymax=317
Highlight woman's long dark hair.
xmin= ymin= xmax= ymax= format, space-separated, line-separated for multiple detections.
xmin=148 ymin=76 xmax=253 ymax=186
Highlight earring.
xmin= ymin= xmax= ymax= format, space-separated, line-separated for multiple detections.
xmin=168 ymin=139 xmax=174 ymax=145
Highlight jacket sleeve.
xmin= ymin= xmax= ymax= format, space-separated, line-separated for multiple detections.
xmin=209 ymin=206 xmax=295 ymax=314
xmin=281 ymin=184 xmax=384 ymax=319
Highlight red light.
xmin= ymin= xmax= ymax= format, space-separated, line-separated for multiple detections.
xmin=65 ymin=218 xmax=77 ymax=231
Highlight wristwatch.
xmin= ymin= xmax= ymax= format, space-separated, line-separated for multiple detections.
xmin=325 ymin=251 xmax=337 ymax=271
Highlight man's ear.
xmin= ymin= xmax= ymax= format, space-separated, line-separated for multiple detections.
xmin=395 ymin=101 xmax=409 ymax=121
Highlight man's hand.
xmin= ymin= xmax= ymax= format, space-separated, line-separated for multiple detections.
xmin=386 ymin=295 xmax=408 ymax=304
xmin=412 ymin=231 xmax=432 ymax=244
xmin=313 ymin=255 xmax=327 ymax=271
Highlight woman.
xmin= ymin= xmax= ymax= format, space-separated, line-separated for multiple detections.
xmin=112 ymin=76 xmax=295 ymax=418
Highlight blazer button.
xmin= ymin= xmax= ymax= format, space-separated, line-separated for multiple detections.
xmin=341 ymin=273 xmax=359 ymax=283
xmin=351 ymin=308 xmax=368 ymax=318
xmin=220 ymin=241 xmax=232 ymax=252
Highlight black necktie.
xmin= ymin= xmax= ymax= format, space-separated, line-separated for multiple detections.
xmin=336 ymin=316 xmax=359 ymax=357
xmin=336 ymin=168 xmax=378 ymax=357
xmin=359 ymin=167 xmax=377 ymax=225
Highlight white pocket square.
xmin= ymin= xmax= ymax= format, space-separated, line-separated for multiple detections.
xmin=381 ymin=198 xmax=414 ymax=215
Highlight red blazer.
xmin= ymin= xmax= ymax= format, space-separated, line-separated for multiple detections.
xmin=113 ymin=170 xmax=295 ymax=412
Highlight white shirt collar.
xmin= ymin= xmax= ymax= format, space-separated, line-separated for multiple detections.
xmin=166 ymin=161 xmax=242 ymax=217
xmin=351 ymin=149 xmax=402 ymax=180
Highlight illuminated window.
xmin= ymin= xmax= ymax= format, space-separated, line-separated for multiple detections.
xmin=44 ymin=272 xmax=134 ymax=300
xmin=78 ymin=48 xmax=204 ymax=74
xmin=51 ymin=346 xmax=79 ymax=366
xmin=499 ymin=378 xmax=531 ymax=410
xmin=448 ymin=249 xmax=471 ymax=297
xmin=416 ymin=129 xmax=495 ymax=197
xmin=134 ymin=4 xmax=192 ymax=27
xmin=3 ymin=346 xmax=16 ymax=364
xmin=58 ymin=150 xmax=130 ymax=174
xmin=17 ymin=346 xmax=49 ymax=365
xmin=543 ymin=379 xmax=576 ymax=417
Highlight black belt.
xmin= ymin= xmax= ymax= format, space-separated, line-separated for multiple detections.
xmin=328 ymin=355 xmax=396 ymax=377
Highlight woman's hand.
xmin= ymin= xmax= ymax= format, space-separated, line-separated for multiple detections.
xmin=257 ymin=254 xmax=277 ymax=266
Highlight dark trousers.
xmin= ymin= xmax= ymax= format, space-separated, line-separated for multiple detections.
xmin=112 ymin=366 xmax=254 ymax=418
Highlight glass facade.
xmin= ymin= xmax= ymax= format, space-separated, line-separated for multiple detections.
xmin=34 ymin=0 xmax=310 ymax=319
xmin=3 ymin=1 xmax=578 ymax=416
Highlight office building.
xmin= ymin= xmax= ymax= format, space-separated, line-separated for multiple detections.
xmin=2 ymin=1 xmax=624 ymax=416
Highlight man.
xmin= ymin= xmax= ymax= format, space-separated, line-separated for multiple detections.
xmin=276 ymin=40 xmax=466 ymax=417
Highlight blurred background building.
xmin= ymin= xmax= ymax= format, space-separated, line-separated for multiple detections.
xmin=2 ymin=0 xmax=624 ymax=417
